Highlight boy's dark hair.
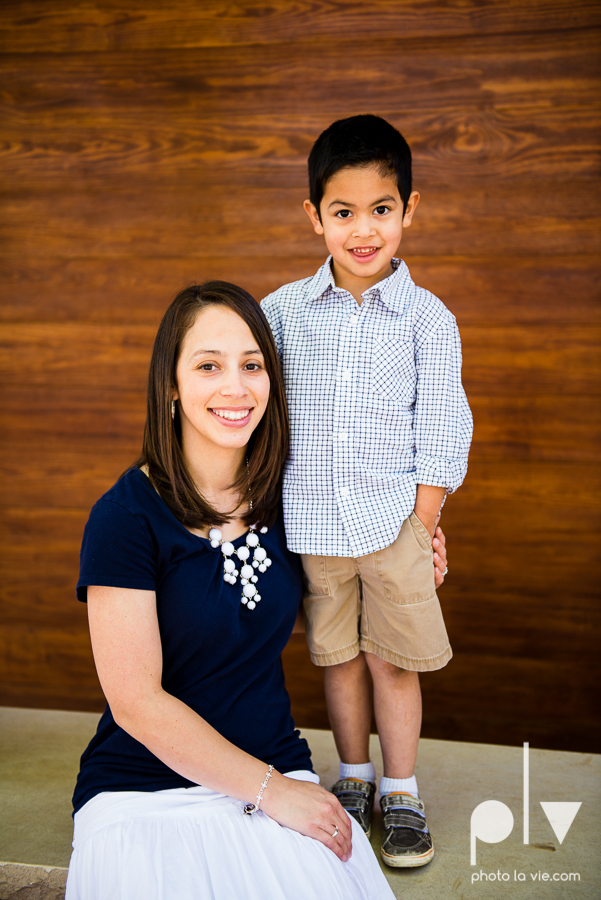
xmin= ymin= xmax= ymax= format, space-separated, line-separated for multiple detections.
xmin=308 ymin=114 xmax=412 ymax=219
xmin=135 ymin=280 xmax=289 ymax=531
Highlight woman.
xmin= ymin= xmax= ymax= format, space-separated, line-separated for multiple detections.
xmin=66 ymin=282 xmax=447 ymax=899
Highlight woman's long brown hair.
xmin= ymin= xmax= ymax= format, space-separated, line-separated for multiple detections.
xmin=134 ymin=281 xmax=289 ymax=530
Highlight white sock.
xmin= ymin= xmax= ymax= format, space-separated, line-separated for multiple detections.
xmin=339 ymin=760 xmax=376 ymax=783
xmin=379 ymin=774 xmax=419 ymax=798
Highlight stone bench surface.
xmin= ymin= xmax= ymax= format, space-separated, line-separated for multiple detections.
xmin=1 ymin=707 xmax=599 ymax=899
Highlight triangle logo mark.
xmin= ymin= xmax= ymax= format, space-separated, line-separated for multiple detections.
xmin=540 ymin=802 xmax=582 ymax=844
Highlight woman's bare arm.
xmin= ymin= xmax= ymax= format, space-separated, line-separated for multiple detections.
xmin=87 ymin=585 xmax=352 ymax=860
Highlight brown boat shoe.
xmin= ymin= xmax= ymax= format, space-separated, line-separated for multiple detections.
xmin=380 ymin=792 xmax=434 ymax=867
xmin=331 ymin=778 xmax=376 ymax=838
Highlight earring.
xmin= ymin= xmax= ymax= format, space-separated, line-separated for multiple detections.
xmin=171 ymin=400 xmax=176 ymax=420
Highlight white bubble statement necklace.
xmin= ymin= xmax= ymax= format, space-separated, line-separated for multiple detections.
xmin=208 ymin=525 xmax=271 ymax=611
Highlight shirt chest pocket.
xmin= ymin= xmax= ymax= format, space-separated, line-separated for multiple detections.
xmin=371 ymin=338 xmax=416 ymax=404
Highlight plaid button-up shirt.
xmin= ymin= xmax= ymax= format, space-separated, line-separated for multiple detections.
xmin=261 ymin=257 xmax=473 ymax=557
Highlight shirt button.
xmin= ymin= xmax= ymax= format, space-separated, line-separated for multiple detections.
xmin=342 ymin=369 xmax=352 ymax=381
xmin=338 ymin=432 xmax=348 ymax=441
xmin=339 ymin=486 xmax=350 ymax=498
xmin=348 ymin=315 xmax=358 ymax=324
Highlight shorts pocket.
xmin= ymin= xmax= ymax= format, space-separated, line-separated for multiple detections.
xmin=375 ymin=517 xmax=435 ymax=605
xmin=300 ymin=555 xmax=330 ymax=597
xmin=409 ymin=512 xmax=433 ymax=552
xmin=371 ymin=339 xmax=416 ymax=403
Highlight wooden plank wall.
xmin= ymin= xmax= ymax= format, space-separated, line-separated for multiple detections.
xmin=1 ymin=1 xmax=599 ymax=752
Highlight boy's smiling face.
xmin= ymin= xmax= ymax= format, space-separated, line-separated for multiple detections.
xmin=304 ymin=163 xmax=419 ymax=302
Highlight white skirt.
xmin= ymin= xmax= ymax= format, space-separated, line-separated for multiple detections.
xmin=66 ymin=771 xmax=394 ymax=900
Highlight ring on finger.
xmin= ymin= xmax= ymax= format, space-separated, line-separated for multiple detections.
xmin=331 ymin=826 xmax=340 ymax=838
xmin=442 ymin=566 xmax=448 ymax=576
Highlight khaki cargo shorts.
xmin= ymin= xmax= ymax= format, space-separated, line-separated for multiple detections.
xmin=301 ymin=513 xmax=452 ymax=672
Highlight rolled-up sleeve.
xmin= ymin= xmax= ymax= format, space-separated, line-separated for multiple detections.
xmin=414 ymin=320 xmax=473 ymax=492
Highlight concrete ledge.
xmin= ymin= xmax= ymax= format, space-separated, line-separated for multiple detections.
xmin=0 ymin=863 xmax=67 ymax=900
xmin=1 ymin=707 xmax=600 ymax=899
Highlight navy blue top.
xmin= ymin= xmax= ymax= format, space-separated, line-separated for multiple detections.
xmin=73 ymin=467 xmax=312 ymax=814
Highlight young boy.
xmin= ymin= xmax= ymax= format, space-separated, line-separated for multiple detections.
xmin=261 ymin=115 xmax=472 ymax=867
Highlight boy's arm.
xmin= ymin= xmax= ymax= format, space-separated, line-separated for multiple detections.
xmin=414 ymin=484 xmax=446 ymax=540
xmin=413 ymin=318 xmax=473 ymax=524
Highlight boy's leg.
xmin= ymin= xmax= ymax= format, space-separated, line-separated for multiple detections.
xmin=323 ymin=651 xmax=372 ymax=764
xmin=324 ymin=653 xmax=377 ymax=836
xmin=357 ymin=515 xmax=452 ymax=867
xmin=364 ymin=654 xmax=421 ymax=778
xmin=366 ymin=654 xmax=434 ymax=867
xmin=301 ymin=554 xmax=377 ymax=835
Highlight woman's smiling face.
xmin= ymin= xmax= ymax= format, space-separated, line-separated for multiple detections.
xmin=173 ymin=304 xmax=270 ymax=457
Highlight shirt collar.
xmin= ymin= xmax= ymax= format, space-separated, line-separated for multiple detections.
xmin=303 ymin=256 xmax=414 ymax=312
xmin=302 ymin=256 xmax=337 ymax=302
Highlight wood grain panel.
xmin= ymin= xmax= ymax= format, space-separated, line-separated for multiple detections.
xmin=0 ymin=506 xmax=87 ymax=544
xmin=0 ymin=623 xmax=95 ymax=686
xmin=421 ymin=655 xmax=600 ymax=723
xmin=438 ymin=467 xmax=600 ymax=596
xmin=3 ymin=548 xmax=596 ymax=648
xmin=2 ymin=462 xmax=597 ymax=591
xmin=1 ymin=386 xmax=599 ymax=465
xmin=1 ymin=577 xmax=82 ymax=626
xmin=2 ymin=323 xmax=598 ymax=394
xmin=2 ymin=631 xmax=598 ymax=748
xmin=0 ymin=324 xmax=154 ymax=388
xmin=2 ymin=619 xmax=598 ymax=747
xmin=0 ymin=1 xmax=598 ymax=753
xmin=418 ymin=657 xmax=601 ymax=751
xmin=282 ymin=641 xmax=601 ymax=751
xmin=2 ymin=107 xmax=599 ymax=186
xmin=470 ymin=395 xmax=601 ymax=462
xmin=407 ymin=256 xmax=601 ymax=326
xmin=0 ymin=447 xmax=136 ymax=508
xmin=1 ymin=458 xmax=597 ymax=595
xmin=0 ymin=680 xmax=105 ymax=715
xmin=1 ymin=256 xmax=599 ymax=326
xmin=2 ymin=182 xmax=599 ymax=258
xmin=3 ymin=0 xmax=600 ymax=52
xmin=2 ymin=388 xmax=145 ymax=447
xmin=282 ymin=637 xmax=328 ymax=730
xmin=0 ymin=257 xmax=326 ymax=324
xmin=442 ymin=594 xmax=600 ymax=662
xmin=446 ymin=459 xmax=600 ymax=509
xmin=461 ymin=325 xmax=601 ymax=395
xmin=2 ymin=31 xmax=599 ymax=118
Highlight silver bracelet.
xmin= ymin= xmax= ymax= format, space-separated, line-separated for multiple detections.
xmin=243 ymin=764 xmax=274 ymax=815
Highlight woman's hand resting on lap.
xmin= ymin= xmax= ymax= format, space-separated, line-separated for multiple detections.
xmin=260 ymin=774 xmax=353 ymax=862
